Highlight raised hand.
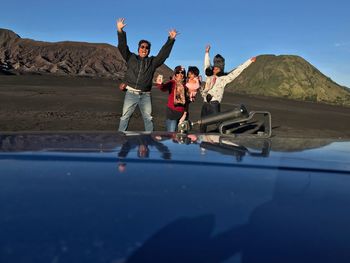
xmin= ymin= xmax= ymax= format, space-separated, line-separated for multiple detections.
xmin=119 ymin=82 xmax=127 ymax=91
xmin=155 ymin=74 xmax=163 ymax=84
xmin=116 ymin=18 xmax=127 ymax=32
xmin=179 ymin=112 xmax=187 ymax=124
xmin=168 ymin=29 xmax=178 ymax=39
xmin=251 ymin=57 xmax=257 ymax=62
xmin=205 ymin=45 xmax=211 ymax=53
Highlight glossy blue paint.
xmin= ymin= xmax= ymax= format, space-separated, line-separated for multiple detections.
xmin=1 ymin=132 xmax=350 ymax=262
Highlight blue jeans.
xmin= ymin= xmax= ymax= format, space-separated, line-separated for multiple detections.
xmin=166 ymin=119 xmax=178 ymax=132
xmin=118 ymin=91 xmax=153 ymax=132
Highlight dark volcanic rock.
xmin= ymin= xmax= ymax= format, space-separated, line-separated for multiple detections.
xmin=0 ymin=28 xmax=172 ymax=79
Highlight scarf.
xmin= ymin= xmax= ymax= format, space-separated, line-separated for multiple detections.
xmin=174 ymin=80 xmax=186 ymax=107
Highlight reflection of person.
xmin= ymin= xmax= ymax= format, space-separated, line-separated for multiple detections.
xmin=116 ymin=18 xmax=178 ymax=132
xmin=117 ymin=134 xmax=171 ymax=160
xmin=200 ymin=45 xmax=256 ymax=132
xmin=151 ymin=132 xmax=198 ymax=145
xmin=156 ymin=66 xmax=189 ymax=132
xmin=186 ymin=66 xmax=201 ymax=102
xmin=117 ymin=162 xmax=127 ymax=173
xmin=173 ymin=133 xmax=198 ymax=145
xmin=118 ymin=139 xmax=152 ymax=173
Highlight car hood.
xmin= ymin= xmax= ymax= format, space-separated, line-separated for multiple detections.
xmin=1 ymin=132 xmax=350 ymax=263
xmin=1 ymin=131 xmax=349 ymax=173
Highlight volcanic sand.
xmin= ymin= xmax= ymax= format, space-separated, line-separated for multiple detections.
xmin=1 ymin=75 xmax=350 ymax=139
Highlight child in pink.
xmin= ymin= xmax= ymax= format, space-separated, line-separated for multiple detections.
xmin=186 ymin=66 xmax=201 ymax=102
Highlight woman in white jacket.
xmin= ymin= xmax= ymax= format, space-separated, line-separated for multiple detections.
xmin=200 ymin=45 xmax=256 ymax=132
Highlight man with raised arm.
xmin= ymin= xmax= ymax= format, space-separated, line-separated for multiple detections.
xmin=116 ymin=18 xmax=178 ymax=132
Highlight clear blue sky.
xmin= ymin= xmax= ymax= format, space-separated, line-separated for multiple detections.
xmin=2 ymin=0 xmax=350 ymax=88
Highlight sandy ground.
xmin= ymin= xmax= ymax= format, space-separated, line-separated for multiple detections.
xmin=1 ymin=74 xmax=350 ymax=139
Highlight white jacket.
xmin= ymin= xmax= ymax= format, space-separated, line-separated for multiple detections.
xmin=201 ymin=52 xmax=253 ymax=103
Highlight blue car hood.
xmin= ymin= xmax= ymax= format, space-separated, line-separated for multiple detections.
xmin=1 ymin=132 xmax=350 ymax=263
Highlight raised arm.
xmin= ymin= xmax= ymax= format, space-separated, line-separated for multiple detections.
xmin=153 ymin=29 xmax=178 ymax=67
xmin=118 ymin=141 xmax=131 ymax=158
xmin=221 ymin=57 xmax=256 ymax=86
xmin=204 ymin=45 xmax=211 ymax=74
xmin=168 ymin=29 xmax=178 ymax=40
xmin=156 ymin=79 xmax=174 ymax=92
xmin=201 ymin=45 xmax=213 ymax=98
xmin=116 ymin=18 xmax=131 ymax=61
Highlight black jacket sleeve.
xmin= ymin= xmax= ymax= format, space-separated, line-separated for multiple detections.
xmin=153 ymin=37 xmax=175 ymax=68
xmin=117 ymin=31 xmax=131 ymax=61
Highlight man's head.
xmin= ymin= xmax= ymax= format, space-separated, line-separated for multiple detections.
xmin=138 ymin=40 xmax=151 ymax=58
xmin=137 ymin=144 xmax=149 ymax=158
xmin=118 ymin=162 xmax=127 ymax=173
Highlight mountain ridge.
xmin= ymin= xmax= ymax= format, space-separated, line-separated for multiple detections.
xmin=0 ymin=28 xmax=172 ymax=80
xmin=1 ymin=28 xmax=349 ymax=106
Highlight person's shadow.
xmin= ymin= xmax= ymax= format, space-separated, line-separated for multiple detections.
xmin=126 ymin=214 xmax=244 ymax=263
xmin=126 ymin=171 xmax=350 ymax=263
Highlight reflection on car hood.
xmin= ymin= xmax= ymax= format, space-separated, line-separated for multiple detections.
xmin=1 ymin=132 xmax=350 ymax=263
xmin=1 ymin=131 xmax=349 ymax=174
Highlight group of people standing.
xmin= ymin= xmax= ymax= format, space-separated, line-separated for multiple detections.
xmin=116 ymin=18 xmax=256 ymax=133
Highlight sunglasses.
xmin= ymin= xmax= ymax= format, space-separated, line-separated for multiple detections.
xmin=139 ymin=45 xmax=150 ymax=50
xmin=175 ymin=71 xmax=185 ymax=75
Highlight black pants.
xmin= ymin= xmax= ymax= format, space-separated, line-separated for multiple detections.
xmin=199 ymin=101 xmax=221 ymax=133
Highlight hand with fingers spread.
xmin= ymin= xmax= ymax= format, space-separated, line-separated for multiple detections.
xmin=168 ymin=29 xmax=178 ymax=40
xmin=116 ymin=18 xmax=127 ymax=32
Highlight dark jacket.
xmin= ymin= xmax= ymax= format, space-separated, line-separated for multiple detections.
xmin=118 ymin=31 xmax=175 ymax=92
xmin=157 ymin=80 xmax=189 ymax=112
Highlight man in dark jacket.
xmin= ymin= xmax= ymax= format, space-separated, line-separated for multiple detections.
xmin=116 ymin=18 xmax=178 ymax=131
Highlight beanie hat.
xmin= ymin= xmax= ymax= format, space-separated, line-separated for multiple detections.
xmin=213 ymin=54 xmax=225 ymax=72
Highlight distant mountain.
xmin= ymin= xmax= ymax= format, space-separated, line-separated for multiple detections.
xmin=1 ymin=29 xmax=349 ymax=106
xmin=227 ymin=55 xmax=350 ymax=106
xmin=0 ymin=28 xmax=172 ymax=79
